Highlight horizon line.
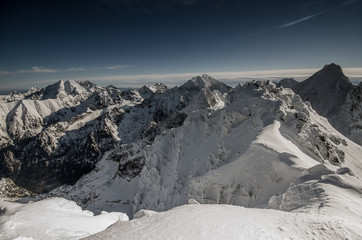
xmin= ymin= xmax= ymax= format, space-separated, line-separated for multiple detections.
xmin=1 ymin=67 xmax=362 ymax=91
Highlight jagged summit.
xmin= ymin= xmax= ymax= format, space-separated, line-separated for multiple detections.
xmin=278 ymin=63 xmax=361 ymax=144
xmin=306 ymin=63 xmax=351 ymax=87
xmin=277 ymin=78 xmax=298 ymax=88
xmin=281 ymin=63 xmax=352 ymax=117
xmin=0 ymin=86 xmax=41 ymax=102
xmin=139 ymin=82 xmax=168 ymax=96
xmin=181 ymin=74 xmax=231 ymax=93
xmin=188 ymin=74 xmax=219 ymax=88
xmin=40 ymin=80 xmax=90 ymax=99
xmin=154 ymin=82 xmax=167 ymax=89
xmin=79 ymin=80 xmax=97 ymax=89
xmin=322 ymin=62 xmax=343 ymax=73
xmin=106 ymin=84 xmax=118 ymax=89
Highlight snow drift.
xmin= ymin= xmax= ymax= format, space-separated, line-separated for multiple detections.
xmin=0 ymin=197 xmax=128 ymax=240
xmin=85 ymin=204 xmax=362 ymax=240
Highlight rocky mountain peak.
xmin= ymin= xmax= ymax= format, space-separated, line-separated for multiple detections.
xmin=277 ymin=78 xmax=298 ymax=88
xmin=291 ymin=64 xmax=352 ymax=113
xmin=79 ymin=80 xmax=97 ymax=89
xmin=278 ymin=63 xmax=360 ymax=144
xmin=139 ymin=83 xmax=168 ymax=99
xmin=154 ymin=82 xmax=167 ymax=89
xmin=106 ymin=85 xmax=118 ymax=90
xmin=310 ymin=63 xmax=351 ymax=88
xmin=190 ymin=74 xmax=213 ymax=88
xmin=182 ymin=74 xmax=231 ymax=93
xmin=322 ymin=63 xmax=343 ymax=72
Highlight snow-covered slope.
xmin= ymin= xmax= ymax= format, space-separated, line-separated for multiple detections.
xmin=1 ymin=69 xmax=362 ymax=239
xmin=139 ymin=82 xmax=168 ymax=99
xmin=0 ymin=80 xmax=142 ymax=193
xmin=0 ymin=197 xmax=128 ymax=240
xmin=43 ymin=79 xmax=362 ymax=222
xmin=279 ymin=63 xmax=362 ymax=144
xmin=0 ymin=75 xmax=230 ymax=194
xmin=85 ymin=203 xmax=362 ymax=240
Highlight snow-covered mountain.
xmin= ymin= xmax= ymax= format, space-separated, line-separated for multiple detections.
xmin=37 ymin=77 xmax=361 ymax=219
xmin=0 ymin=79 xmax=144 ymax=193
xmin=0 ymin=75 xmax=233 ymax=194
xmin=278 ymin=63 xmax=362 ymax=145
xmin=0 ymin=67 xmax=362 ymax=239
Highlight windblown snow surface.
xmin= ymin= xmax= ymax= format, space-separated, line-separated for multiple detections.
xmin=86 ymin=203 xmax=362 ymax=240
xmin=0 ymin=197 xmax=128 ymax=240
xmin=0 ymin=72 xmax=362 ymax=239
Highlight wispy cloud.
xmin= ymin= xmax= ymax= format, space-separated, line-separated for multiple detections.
xmin=280 ymin=11 xmax=325 ymax=28
xmin=280 ymin=0 xmax=358 ymax=28
xmin=104 ymin=65 xmax=133 ymax=70
xmin=66 ymin=67 xmax=87 ymax=71
xmin=0 ymin=66 xmax=86 ymax=75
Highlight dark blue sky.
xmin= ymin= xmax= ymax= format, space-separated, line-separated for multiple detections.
xmin=1 ymin=0 xmax=362 ymax=90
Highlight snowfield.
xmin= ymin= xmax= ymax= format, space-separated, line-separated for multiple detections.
xmin=0 ymin=197 xmax=128 ymax=240
xmin=1 ymin=198 xmax=361 ymax=240
xmin=86 ymin=203 xmax=362 ymax=240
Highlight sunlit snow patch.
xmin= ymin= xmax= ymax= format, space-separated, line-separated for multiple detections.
xmin=0 ymin=197 xmax=128 ymax=240
xmin=85 ymin=204 xmax=362 ymax=240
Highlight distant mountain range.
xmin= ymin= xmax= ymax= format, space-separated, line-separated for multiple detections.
xmin=0 ymin=63 xmax=361 ymax=220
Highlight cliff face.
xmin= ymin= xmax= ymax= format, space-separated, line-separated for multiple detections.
xmin=279 ymin=63 xmax=361 ymax=144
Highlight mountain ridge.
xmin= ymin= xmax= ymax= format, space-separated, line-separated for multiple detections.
xmin=0 ymin=65 xmax=361 ymax=221
xmin=17 ymin=76 xmax=360 ymax=220
xmin=278 ymin=63 xmax=361 ymax=144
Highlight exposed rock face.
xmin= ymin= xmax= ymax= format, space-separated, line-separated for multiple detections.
xmin=279 ymin=63 xmax=361 ymax=144
xmin=0 ymin=178 xmax=33 ymax=201
xmin=277 ymin=78 xmax=298 ymax=88
xmin=292 ymin=64 xmax=352 ymax=117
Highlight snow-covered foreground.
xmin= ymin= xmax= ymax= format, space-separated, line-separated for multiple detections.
xmin=1 ymin=197 xmax=361 ymax=240
xmin=0 ymin=197 xmax=128 ymax=240
xmin=86 ymin=203 xmax=362 ymax=240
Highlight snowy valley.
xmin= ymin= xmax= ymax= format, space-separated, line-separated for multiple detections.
xmin=0 ymin=64 xmax=361 ymax=239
